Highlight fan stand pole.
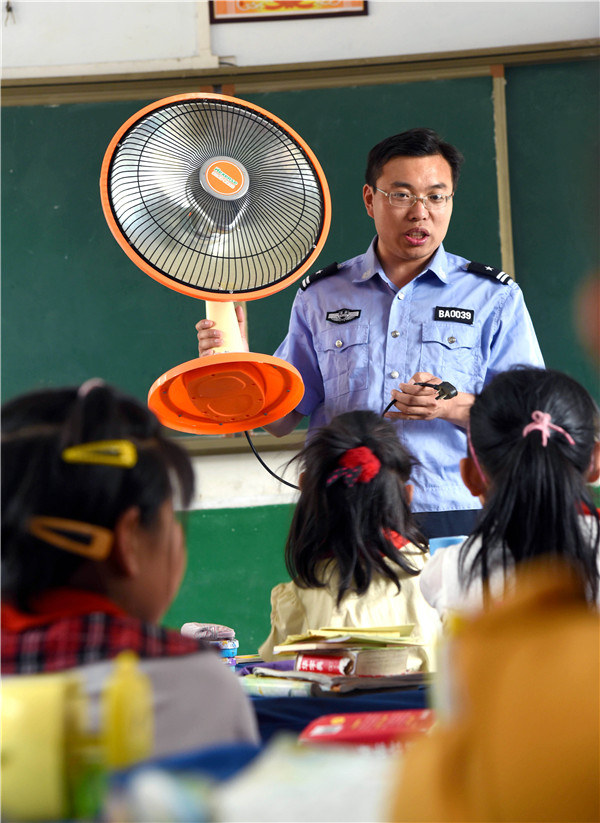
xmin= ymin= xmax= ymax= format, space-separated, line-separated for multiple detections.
xmin=204 ymin=301 xmax=244 ymax=354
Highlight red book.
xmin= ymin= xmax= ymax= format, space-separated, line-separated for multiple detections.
xmin=295 ymin=654 xmax=354 ymax=675
xmin=299 ymin=709 xmax=435 ymax=747
xmin=295 ymin=646 xmax=409 ymax=676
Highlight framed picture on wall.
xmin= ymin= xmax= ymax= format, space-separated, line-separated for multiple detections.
xmin=209 ymin=1 xmax=368 ymax=24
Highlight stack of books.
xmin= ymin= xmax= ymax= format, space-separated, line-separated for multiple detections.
xmin=181 ymin=622 xmax=239 ymax=668
xmin=241 ymin=626 xmax=430 ymax=697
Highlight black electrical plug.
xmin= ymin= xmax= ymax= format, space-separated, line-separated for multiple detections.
xmin=415 ymin=380 xmax=458 ymax=400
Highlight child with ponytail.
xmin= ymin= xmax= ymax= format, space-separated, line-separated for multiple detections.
xmin=258 ymin=410 xmax=441 ymax=669
xmin=420 ymin=366 xmax=600 ymax=618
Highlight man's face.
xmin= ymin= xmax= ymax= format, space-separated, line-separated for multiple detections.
xmin=363 ymin=153 xmax=454 ymax=268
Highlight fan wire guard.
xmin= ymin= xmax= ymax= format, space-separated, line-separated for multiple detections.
xmin=103 ymin=95 xmax=330 ymax=300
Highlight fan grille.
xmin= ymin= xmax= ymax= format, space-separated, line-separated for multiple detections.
xmin=105 ymin=97 xmax=328 ymax=297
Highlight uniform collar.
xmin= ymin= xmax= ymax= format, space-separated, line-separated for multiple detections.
xmin=352 ymin=237 xmax=382 ymax=284
xmin=353 ymin=238 xmax=450 ymax=286
xmin=422 ymin=244 xmax=450 ymax=284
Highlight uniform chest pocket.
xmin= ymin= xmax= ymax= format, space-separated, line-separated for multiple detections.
xmin=419 ymin=321 xmax=481 ymax=388
xmin=317 ymin=323 xmax=369 ymax=398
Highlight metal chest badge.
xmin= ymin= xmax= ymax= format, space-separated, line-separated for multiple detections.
xmin=326 ymin=309 xmax=361 ymax=324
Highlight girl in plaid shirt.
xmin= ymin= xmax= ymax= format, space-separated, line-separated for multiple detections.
xmin=1 ymin=379 xmax=258 ymax=757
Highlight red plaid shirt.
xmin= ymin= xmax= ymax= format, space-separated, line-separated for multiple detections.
xmin=1 ymin=588 xmax=209 ymax=674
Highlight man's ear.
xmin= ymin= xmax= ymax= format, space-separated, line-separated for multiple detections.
xmin=405 ymin=483 xmax=414 ymax=505
xmin=588 ymin=441 xmax=600 ymax=484
xmin=363 ymin=184 xmax=375 ymax=218
xmin=460 ymin=456 xmax=488 ymax=500
xmin=110 ymin=506 xmax=142 ymax=578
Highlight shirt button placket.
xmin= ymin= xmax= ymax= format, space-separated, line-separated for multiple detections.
xmin=386 ymin=290 xmax=409 ymax=399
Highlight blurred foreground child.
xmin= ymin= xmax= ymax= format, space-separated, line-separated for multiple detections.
xmin=1 ymin=380 xmax=258 ymax=757
xmin=390 ymin=556 xmax=600 ymax=822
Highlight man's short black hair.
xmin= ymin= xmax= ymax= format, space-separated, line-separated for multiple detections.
xmin=365 ymin=128 xmax=464 ymax=190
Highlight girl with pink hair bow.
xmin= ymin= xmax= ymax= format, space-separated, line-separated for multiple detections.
xmin=420 ymin=366 xmax=600 ymax=617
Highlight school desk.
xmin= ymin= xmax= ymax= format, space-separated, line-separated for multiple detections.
xmin=250 ymin=686 xmax=429 ymax=743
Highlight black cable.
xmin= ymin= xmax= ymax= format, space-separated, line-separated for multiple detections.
xmin=246 ymin=381 xmax=457 ymax=487
xmin=382 ymin=380 xmax=458 ymax=415
xmin=382 ymin=398 xmax=398 ymax=415
xmin=244 ymin=430 xmax=300 ymax=490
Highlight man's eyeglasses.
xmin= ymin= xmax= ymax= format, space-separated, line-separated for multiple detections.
xmin=375 ymin=188 xmax=453 ymax=211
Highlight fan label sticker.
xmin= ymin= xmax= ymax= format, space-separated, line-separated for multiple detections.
xmin=205 ymin=159 xmax=246 ymax=197
xmin=326 ymin=309 xmax=361 ymax=324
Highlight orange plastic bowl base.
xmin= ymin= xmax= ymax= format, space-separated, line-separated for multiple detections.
xmin=148 ymin=353 xmax=305 ymax=435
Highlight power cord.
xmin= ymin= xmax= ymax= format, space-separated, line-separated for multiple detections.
xmin=245 ymin=379 xmax=457 ymax=489
xmin=244 ymin=430 xmax=300 ymax=490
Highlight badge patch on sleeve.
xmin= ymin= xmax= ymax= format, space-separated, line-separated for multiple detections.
xmin=434 ymin=306 xmax=474 ymax=325
xmin=326 ymin=309 xmax=361 ymax=324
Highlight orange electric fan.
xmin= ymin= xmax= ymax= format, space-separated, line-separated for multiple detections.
xmin=100 ymin=93 xmax=330 ymax=434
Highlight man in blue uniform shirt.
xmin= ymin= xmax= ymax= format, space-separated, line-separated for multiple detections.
xmin=197 ymin=128 xmax=544 ymax=537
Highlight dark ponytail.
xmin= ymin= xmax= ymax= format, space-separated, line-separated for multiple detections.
xmin=285 ymin=410 xmax=427 ymax=606
xmin=460 ymin=367 xmax=600 ymax=601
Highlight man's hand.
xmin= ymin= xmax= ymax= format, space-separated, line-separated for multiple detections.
xmin=384 ymin=371 xmax=474 ymax=428
xmin=195 ymin=305 xmax=249 ymax=357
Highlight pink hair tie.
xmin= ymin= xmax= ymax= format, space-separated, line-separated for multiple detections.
xmin=78 ymin=378 xmax=105 ymax=397
xmin=522 ymin=410 xmax=575 ymax=447
xmin=326 ymin=446 xmax=381 ymax=488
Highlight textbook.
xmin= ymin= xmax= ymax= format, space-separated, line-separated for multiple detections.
xmin=317 ymin=625 xmax=415 ymax=637
xmin=241 ymin=673 xmax=318 ymax=697
xmin=273 ymin=626 xmax=421 ymax=656
xmin=249 ymin=667 xmax=432 ymax=694
xmin=298 ymin=709 xmax=436 ymax=747
xmin=295 ymin=646 xmax=409 ymax=677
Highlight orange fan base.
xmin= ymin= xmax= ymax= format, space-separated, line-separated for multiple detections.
xmin=148 ymin=353 xmax=304 ymax=435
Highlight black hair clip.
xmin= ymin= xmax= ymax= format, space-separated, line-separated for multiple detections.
xmin=382 ymin=379 xmax=458 ymax=415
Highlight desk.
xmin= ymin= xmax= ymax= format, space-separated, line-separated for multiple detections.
xmin=251 ymin=685 xmax=429 ymax=743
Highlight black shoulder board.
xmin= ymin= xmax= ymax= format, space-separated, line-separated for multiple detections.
xmin=467 ymin=261 xmax=512 ymax=285
xmin=300 ymin=262 xmax=340 ymax=291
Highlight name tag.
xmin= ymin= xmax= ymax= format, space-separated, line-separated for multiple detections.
xmin=326 ymin=309 xmax=361 ymax=324
xmin=434 ymin=306 xmax=474 ymax=325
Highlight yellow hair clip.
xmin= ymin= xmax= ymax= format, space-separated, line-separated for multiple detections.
xmin=61 ymin=440 xmax=137 ymax=468
xmin=28 ymin=517 xmax=113 ymax=560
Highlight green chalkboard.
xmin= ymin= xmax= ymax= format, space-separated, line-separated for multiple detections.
xmin=505 ymin=60 xmax=600 ymax=399
xmin=1 ymin=75 xmax=499 ymax=406
xmin=2 ymin=62 xmax=598 ymax=410
xmin=165 ymin=504 xmax=294 ymax=654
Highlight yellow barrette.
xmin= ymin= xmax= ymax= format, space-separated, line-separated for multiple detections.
xmin=61 ymin=440 xmax=137 ymax=468
xmin=28 ymin=517 xmax=113 ymax=560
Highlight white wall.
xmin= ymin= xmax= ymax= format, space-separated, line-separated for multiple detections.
xmin=212 ymin=1 xmax=600 ymax=67
xmin=2 ymin=0 xmax=217 ymax=77
xmin=190 ymin=449 xmax=301 ymax=509
xmin=2 ymin=0 xmax=598 ymax=79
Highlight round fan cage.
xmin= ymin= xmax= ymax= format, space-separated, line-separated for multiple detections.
xmin=103 ymin=94 xmax=330 ymax=300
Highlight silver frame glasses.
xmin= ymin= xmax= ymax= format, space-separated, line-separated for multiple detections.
xmin=375 ymin=188 xmax=453 ymax=210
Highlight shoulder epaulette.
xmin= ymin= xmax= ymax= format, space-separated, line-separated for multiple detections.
xmin=300 ymin=262 xmax=340 ymax=291
xmin=466 ymin=261 xmax=512 ymax=285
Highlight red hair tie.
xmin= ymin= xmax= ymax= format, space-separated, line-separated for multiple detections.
xmin=326 ymin=446 xmax=381 ymax=488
